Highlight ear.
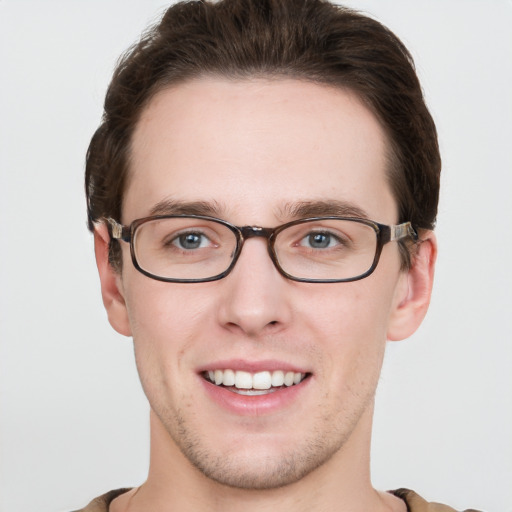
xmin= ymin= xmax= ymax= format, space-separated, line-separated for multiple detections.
xmin=387 ymin=231 xmax=437 ymax=341
xmin=94 ymin=223 xmax=132 ymax=337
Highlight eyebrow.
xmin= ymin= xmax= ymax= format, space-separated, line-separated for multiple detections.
xmin=278 ymin=200 xmax=370 ymax=221
xmin=149 ymin=198 xmax=225 ymax=217
xmin=148 ymin=198 xmax=370 ymax=223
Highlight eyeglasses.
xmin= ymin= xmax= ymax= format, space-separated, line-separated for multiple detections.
xmin=107 ymin=215 xmax=417 ymax=283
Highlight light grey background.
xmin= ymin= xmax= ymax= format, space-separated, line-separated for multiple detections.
xmin=1 ymin=1 xmax=511 ymax=511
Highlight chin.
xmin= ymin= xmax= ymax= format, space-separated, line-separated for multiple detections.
xmin=186 ymin=445 xmax=337 ymax=490
xmin=167 ymin=410 xmax=352 ymax=490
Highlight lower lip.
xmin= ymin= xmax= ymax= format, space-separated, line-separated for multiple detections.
xmin=200 ymin=375 xmax=310 ymax=416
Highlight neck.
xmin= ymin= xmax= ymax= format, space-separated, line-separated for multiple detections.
xmin=112 ymin=405 xmax=404 ymax=512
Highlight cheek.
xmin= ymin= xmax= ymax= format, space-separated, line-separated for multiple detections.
xmin=309 ymin=280 xmax=394 ymax=342
xmin=123 ymin=276 xmax=213 ymax=383
xmin=123 ymin=284 xmax=213 ymax=422
xmin=125 ymin=271 xmax=209 ymax=339
xmin=301 ymin=279 xmax=396 ymax=383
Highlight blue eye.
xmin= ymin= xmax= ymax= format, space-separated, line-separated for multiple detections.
xmin=173 ymin=232 xmax=210 ymax=250
xmin=308 ymin=233 xmax=332 ymax=248
xmin=301 ymin=231 xmax=340 ymax=249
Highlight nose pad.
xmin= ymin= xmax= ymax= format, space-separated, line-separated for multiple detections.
xmin=217 ymin=238 xmax=291 ymax=336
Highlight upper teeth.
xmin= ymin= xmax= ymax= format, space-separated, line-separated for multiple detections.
xmin=207 ymin=369 xmax=306 ymax=390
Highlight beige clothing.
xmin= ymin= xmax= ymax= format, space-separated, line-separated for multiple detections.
xmin=73 ymin=487 xmax=481 ymax=511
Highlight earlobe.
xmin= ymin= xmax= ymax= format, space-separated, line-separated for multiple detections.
xmin=94 ymin=223 xmax=132 ymax=337
xmin=387 ymin=232 xmax=437 ymax=341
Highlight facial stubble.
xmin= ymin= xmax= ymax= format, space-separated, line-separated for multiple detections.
xmin=154 ymin=384 xmax=377 ymax=491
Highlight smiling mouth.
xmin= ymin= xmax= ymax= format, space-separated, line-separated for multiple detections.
xmin=203 ymin=369 xmax=309 ymax=395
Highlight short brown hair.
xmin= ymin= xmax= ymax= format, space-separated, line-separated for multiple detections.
xmin=86 ymin=0 xmax=441 ymax=269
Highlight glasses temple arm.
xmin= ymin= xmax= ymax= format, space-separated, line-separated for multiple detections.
xmin=106 ymin=218 xmax=131 ymax=242
xmin=389 ymin=222 xmax=418 ymax=242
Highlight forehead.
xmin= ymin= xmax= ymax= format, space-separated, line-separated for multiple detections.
xmin=125 ymin=78 xmax=396 ymax=224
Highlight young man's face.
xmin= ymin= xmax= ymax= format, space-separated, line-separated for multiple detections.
xmin=98 ymin=78 xmax=432 ymax=489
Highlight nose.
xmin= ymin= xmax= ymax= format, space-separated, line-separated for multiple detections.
xmin=216 ymin=237 xmax=292 ymax=337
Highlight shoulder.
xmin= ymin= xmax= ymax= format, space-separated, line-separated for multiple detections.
xmin=72 ymin=487 xmax=482 ymax=512
xmin=71 ymin=488 xmax=132 ymax=512
xmin=391 ymin=488 xmax=483 ymax=512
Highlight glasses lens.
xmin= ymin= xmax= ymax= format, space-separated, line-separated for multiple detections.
xmin=133 ymin=217 xmax=237 ymax=280
xmin=274 ymin=219 xmax=378 ymax=281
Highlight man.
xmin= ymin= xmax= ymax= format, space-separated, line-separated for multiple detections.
xmin=77 ymin=1 xmax=478 ymax=510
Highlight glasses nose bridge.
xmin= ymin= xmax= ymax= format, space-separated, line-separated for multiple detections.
xmin=239 ymin=225 xmax=274 ymax=240
xmin=235 ymin=225 xmax=277 ymax=269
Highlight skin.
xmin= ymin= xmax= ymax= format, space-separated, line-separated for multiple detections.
xmin=95 ymin=78 xmax=436 ymax=512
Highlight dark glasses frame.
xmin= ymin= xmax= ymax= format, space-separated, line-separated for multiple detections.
xmin=107 ymin=215 xmax=418 ymax=283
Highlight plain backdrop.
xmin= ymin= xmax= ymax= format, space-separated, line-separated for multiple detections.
xmin=1 ymin=1 xmax=511 ymax=511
